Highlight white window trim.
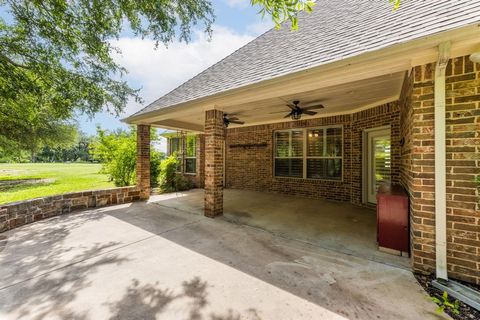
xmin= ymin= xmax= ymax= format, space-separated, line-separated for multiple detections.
xmin=273 ymin=125 xmax=344 ymax=181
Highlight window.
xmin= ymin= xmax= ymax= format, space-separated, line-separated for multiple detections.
xmin=168 ymin=135 xmax=196 ymax=174
xmin=274 ymin=126 xmax=343 ymax=180
xmin=274 ymin=130 xmax=303 ymax=177
xmin=184 ymin=135 xmax=196 ymax=174
xmin=169 ymin=137 xmax=183 ymax=172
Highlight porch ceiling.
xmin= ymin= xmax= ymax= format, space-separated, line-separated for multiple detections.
xmin=151 ymin=71 xmax=406 ymax=132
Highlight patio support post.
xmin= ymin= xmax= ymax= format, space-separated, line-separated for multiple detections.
xmin=136 ymin=124 xmax=151 ymax=200
xmin=204 ymin=109 xmax=224 ymax=217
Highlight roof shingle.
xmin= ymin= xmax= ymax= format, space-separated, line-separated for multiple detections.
xmin=131 ymin=0 xmax=480 ymax=117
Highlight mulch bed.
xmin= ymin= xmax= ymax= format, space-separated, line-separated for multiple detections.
xmin=415 ymin=273 xmax=480 ymax=320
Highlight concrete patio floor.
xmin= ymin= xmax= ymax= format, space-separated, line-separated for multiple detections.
xmin=153 ymin=189 xmax=410 ymax=269
xmin=0 ymin=193 xmax=445 ymax=319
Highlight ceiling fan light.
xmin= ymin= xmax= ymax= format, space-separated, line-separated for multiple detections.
xmin=291 ymin=113 xmax=301 ymax=120
xmin=470 ymin=51 xmax=480 ymax=63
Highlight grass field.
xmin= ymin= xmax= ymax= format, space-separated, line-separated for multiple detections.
xmin=0 ymin=163 xmax=115 ymax=204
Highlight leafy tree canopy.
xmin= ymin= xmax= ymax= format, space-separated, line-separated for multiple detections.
xmin=0 ymin=0 xmax=215 ymax=119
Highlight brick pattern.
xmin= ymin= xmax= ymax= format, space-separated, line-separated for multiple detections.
xmin=0 ymin=187 xmax=139 ymax=233
xmin=225 ymin=103 xmax=400 ymax=204
xmin=204 ymin=110 xmax=224 ymax=217
xmin=136 ymin=124 xmax=151 ymax=200
xmin=401 ymin=56 xmax=480 ymax=284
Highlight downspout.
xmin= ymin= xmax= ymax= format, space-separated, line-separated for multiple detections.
xmin=434 ymin=42 xmax=450 ymax=281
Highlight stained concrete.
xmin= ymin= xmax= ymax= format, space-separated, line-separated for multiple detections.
xmin=0 ymin=193 xmax=445 ymax=319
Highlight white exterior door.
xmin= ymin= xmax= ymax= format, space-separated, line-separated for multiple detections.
xmin=366 ymin=128 xmax=391 ymax=204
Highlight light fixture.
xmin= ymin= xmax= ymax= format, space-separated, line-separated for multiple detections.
xmin=291 ymin=111 xmax=301 ymax=120
xmin=470 ymin=52 xmax=480 ymax=63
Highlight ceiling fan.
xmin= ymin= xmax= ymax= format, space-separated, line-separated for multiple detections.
xmin=223 ymin=114 xmax=245 ymax=128
xmin=273 ymin=100 xmax=325 ymax=120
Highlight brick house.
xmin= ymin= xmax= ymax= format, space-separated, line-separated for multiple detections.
xmin=126 ymin=1 xmax=480 ymax=285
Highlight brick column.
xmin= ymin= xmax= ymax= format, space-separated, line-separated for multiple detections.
xmin=136 ymin=124 xmax=151 ymax=200
xmin=204 ymin=110 xmax=224 ymax=217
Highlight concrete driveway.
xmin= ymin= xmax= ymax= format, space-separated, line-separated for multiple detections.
xmin=0 ymin=195 xmax=445 ymax=319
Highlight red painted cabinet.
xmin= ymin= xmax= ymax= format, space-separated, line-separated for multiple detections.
xmin=376 ymin=184 xmax=409 ymax=255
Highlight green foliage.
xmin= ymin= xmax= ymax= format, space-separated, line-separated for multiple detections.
xmin=252 ymin=0 xmax=401 ymax=30
xmin=389 ymin=0 xmax=402 ymax=10
xmin=35 ymin=132 xmax=95 ymax=163
xmin=91 ymin=126 xmax=163 ymax=188
xmin=0 ymin=0 xmax=215 ymax=120
xmin=431 ymin=291 xmax=460 ymax=316
xmin=159 ymin=154 xmax=178 ymax=192
xmin=0 ymin=94 xmax=78 ymax=162
xmin=159 ymin=154 xmax=193 ymax=192
xmin=251 ymin=0 xmax=316 ymax=30
xmin=91 ymin=127 xmax=137 ymax=187
xmin=150 ymin=151 xmax=164 ymax=188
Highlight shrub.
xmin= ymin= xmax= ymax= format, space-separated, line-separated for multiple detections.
xmin=159 ymin=154 xmax=194 ymax=192
xmin=150 ymin=150 xmax=163 ymax=188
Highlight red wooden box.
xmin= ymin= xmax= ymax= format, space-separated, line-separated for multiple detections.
xmin=376 ymin=184 xmax=409 ymax=255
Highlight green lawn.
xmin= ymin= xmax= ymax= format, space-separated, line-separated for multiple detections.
xmin=0 ymin=163 xmax=115 ymax=204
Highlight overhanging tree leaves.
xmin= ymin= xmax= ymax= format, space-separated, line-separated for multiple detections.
xmin=0 ymin=0 xmax=215 ymax=119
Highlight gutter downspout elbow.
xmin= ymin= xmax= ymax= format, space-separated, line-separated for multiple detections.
xmin=434 ymin=42 xmax=451 ymax=282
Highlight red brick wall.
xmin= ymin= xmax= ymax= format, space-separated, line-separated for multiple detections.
xmin=136 ymin=124 xmax=151 ymax=200
xmin=225 ymin=103 xmax=400 ymax=204
xmin=204 ymin=109 xmax=224 ymax=217
xmin=400 ymin=55 xmax=480 ymax=284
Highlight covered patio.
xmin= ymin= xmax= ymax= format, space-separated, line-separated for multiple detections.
xmin=151 ymin=189 xmax=409 ymax=269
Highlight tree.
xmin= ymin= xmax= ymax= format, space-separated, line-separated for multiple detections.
xmin=36 ymin=131 xmax=95 ymax=162
xmin=0 ymin=92 xmax=78 ymax=162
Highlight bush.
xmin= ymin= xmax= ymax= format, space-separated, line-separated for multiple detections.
xmin=150 ymin=150 xmax=163 ymax=187
xmin=159 ymin=154 xmax=193 ymax=192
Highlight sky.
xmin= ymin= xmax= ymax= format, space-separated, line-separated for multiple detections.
xmin=76 ymin=0 xmax=274 ymax=135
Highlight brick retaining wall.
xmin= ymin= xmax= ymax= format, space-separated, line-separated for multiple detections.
xmin=0 ymin=186 xmax=139 ymax=233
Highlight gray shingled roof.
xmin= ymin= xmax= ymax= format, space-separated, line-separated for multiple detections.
xmin=130 ymin=0 xmax=480 ymax=118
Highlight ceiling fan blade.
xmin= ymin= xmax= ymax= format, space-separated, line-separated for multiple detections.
xmin=283 ymin=113 xmax=292 ymax=118
xmin=302 ymin=104 xmax=324 ymax=110
xmin=303 ymin=110 xmax=317 ymax=116
xmin=286 ymin=104 xmax=296 ymax=110
xmin=229 ymin=120 xmax=245 ymax=125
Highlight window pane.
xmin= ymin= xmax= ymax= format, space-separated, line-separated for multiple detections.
xmin=185 ymin=136 xmax=196 ymax=157
xmin=307 ymin=159 xmax=342 ymax=180
xmin=307 ymin=129 xmax=324 ymax=156
xmin=374 ymin=137 xmax=391 ymax=190
xmin=325 ymin=158 xmax=342 ymax=179
xmin=275 ymin=132 xmax=290 ymax=157
xmin=185 ymin=158 xmax=196 ymax=173
xmin=326 ymin=127 xmax=342 ymax=157
xmin=275 ymin=158 xmax=302 ymax=178
xmin=170 ymin=137 xmax=181 ymax=155
xmin=291 ymin=130 xmax=303 ymax=157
